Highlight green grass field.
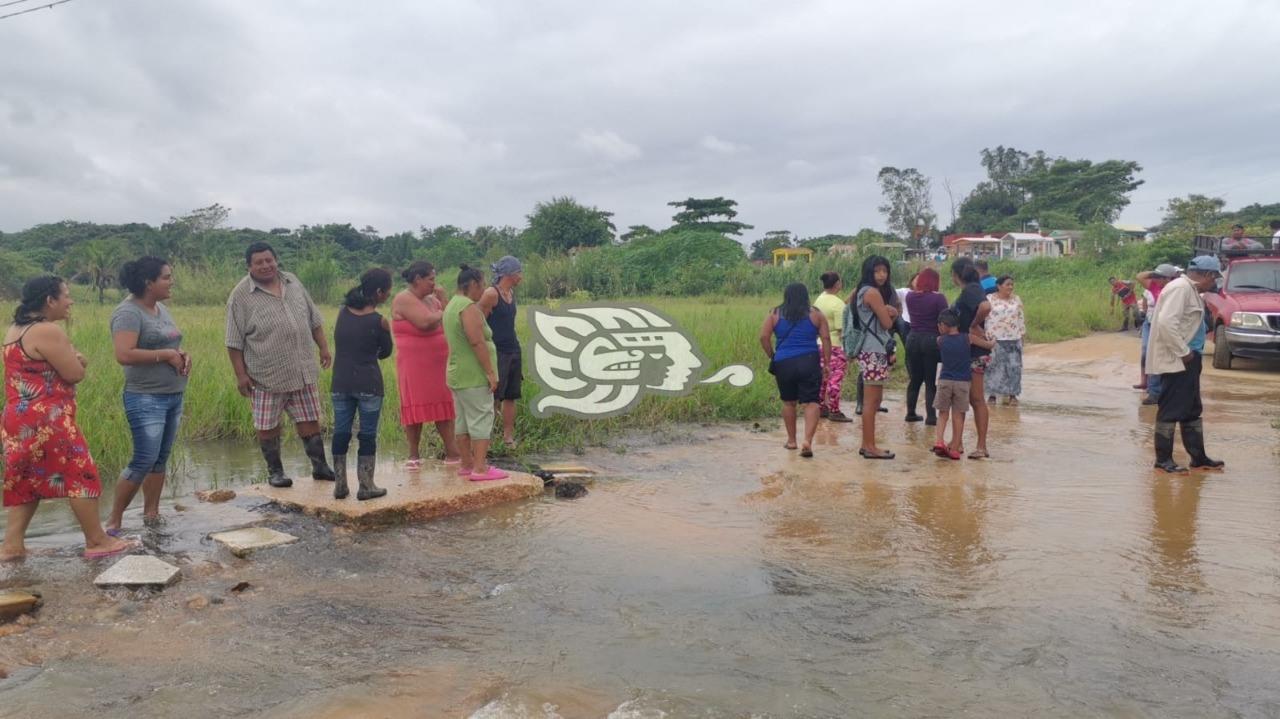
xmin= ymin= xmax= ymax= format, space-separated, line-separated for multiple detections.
xmin=61 ymin=280 xmax=1117 ymax=473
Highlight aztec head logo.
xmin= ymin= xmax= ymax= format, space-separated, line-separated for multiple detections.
xmin=528 ymin=304 xmax=753 ymax=418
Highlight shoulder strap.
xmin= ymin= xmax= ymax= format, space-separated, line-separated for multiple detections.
xmin=773 ymin=311 xmax=800 ymax=347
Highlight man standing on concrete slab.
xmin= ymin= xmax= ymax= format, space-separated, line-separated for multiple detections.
xmin=225 ymin=242 xmax=336 ymax=487
xmin=479 ymin=255 xmax=523 ymax=447
xmin=1146 ymin=255 xmax=1224 ymax=473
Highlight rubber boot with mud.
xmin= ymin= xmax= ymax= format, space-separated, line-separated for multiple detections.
xmin=356 ymin=454 xmax=386 ymax=501
xmin=332 ymin=454 xmax=349 ymax=499
xmin=260 ymin=436 xmax=292 ymax=488
xmin=303 ymin=433 xmax=336 ymax=481
xmin=1153 ymin=421 xmax=1186 ymax=473
xmin=1181 ymin=419 xmax=1224 ymax=470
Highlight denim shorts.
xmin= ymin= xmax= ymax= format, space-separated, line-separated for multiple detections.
xmin=121 ymin=391 xmax=185 ymax=483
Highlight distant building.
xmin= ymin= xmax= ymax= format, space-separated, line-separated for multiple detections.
xmin=998 ymin=232 xmax=1060 ymax=261
xmin=1111 ymin=223 xmax=1151 ymax=242
xmin=826 ymin=244 xmax=859 ymax=256
xmin=771 ymin=247 xmax=814 ymax=266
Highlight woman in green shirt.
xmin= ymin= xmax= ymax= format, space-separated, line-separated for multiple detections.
xmin=443 ymin=265 xmax=507 ymax=481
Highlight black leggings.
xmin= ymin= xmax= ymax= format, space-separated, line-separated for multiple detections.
xmin=905 ymin=331 xmax=940 ymax=418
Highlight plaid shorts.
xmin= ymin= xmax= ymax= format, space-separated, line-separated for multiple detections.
xmin=252 ymin=384 xmax=322 ymax=430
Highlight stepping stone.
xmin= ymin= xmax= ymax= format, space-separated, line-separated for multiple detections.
xmin=94 ymin=556 xmax=181 ymax=588
xmin=0 ymin=591 xmax=41 ymax=621
xmin=539 ymin=464 xmax=595 ymax=476
xmin=242 ymin=458 xmax=544 ymax=529
xmin=210 ymin=527 xmax=299 ymax=557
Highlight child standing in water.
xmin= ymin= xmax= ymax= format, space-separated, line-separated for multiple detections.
xmin=933 ymin=310 xmax=971 ymax=461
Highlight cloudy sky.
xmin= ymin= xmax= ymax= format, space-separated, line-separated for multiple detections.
xmin=2 ymin=0 xmax=1278 ymax=241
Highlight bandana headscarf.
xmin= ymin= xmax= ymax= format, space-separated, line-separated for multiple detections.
xmin=491 ymin=256 xmax=522 ymax=283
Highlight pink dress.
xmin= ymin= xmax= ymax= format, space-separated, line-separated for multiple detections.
xmin=392 ymin=304 xmax=455 ymax=425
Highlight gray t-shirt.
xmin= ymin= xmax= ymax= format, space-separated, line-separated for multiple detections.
xmin=110 ymin=300 xmax=188 ymax=394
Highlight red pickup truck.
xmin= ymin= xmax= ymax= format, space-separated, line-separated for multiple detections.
xmin=1193 ymin=235 xmax=1280 ymax=369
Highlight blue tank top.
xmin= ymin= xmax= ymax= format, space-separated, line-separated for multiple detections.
xmin=487 ymin=288 xmax=519 ymax=354
xmin=773 ymin=313 xmax=819 ymax=362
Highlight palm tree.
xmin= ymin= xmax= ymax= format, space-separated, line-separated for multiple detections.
xmin=61 ymin=238 xmax=125 ymax=303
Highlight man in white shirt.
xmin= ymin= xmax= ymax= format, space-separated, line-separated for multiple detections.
xmin=1270 ymin=220 xmax=1280 ymax=250
xmin=1147 ymin=255 xmax=1224 ymax=473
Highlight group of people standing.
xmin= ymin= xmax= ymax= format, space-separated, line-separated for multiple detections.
xmin=762 ymin=256 xmax=1026 ymax=461
xmin=0 ymin=242 xmax=525 ymax=561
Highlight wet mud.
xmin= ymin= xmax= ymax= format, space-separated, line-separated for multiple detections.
xmin=1 ymin=332 xmax=1279 ymax=717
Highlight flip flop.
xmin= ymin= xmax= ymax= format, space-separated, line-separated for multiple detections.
xmin=84 ymin=539 xmax=138 ymax=560
xmin=105 ymin=527 xmax=123 ymax=538
xmin=932 ymin=442 xmax=949 ymax=457
xmin=441 ymin=458 xmax=460 ymax=466
xmin=457 ymin=465 xmax=474 ymax=476
xmin=405 ymin=458 xmax=423 ymax=470
xmin=859 ymin=448 xmax=895 ymax=460
xmin=967 ymin=450 xmax=990 ymax=460
xmin=800 ymin=447 xmax=813 ymax=458
xmin=468 ymin=467 xmax=509 ymax=482
xmin=783 ymin=443 xmax=798 ymax=451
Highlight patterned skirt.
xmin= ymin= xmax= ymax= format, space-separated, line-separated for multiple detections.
xmin=985 ymin=339 xmax=1023 ymax=397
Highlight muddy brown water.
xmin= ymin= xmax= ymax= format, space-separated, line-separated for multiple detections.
xmin=1 ymin=333 xmax=1279 ymax=718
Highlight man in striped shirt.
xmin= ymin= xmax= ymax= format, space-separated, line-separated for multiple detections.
xmin=225 ymin=242 xmax=336 ymax=488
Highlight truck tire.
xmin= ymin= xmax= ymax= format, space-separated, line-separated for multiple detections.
xmin=1212 ymin=323 xmax=1232 ymax=370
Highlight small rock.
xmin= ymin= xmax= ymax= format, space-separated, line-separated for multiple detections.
xmin=185 ymin=595 xmax=209 ymax=610
xmin=173 ymin=504 xmax=188 ymax=512
xmin=554 ymin=482 xmax=588 ymax=499
xmin=195 ymin=489 xmax=236 ymax=503
xmin=229 ymin=581 xmax=251 ymax=593
xmin=14 ymin=614 xmax=35 ymax=627
xmin=0 ymin=666 xmax=8 ymax=679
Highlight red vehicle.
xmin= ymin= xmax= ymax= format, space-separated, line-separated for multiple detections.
xmin=1194 ymin=235 xmax=1280 ymax=369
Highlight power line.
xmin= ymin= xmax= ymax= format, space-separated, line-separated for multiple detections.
xmin=0 ymin=0 xmax=39 ymax=7
xmin=0 ymin=0 xmax=75 ymax=21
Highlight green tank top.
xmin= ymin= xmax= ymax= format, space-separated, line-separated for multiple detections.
xmin=444 ymin=294 xmax=496 ymax=389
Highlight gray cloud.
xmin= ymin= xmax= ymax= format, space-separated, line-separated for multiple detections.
xmin=2 ymin=0 xmax=1278 ymax=240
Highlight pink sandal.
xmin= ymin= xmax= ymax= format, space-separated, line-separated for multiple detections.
xmin=468 ymin=467 xmax=509 ymax=482
xmin=84 ymin=539 xmax=138 ymax=560
xmin=457 ymin=465 xmax=474 ymax=476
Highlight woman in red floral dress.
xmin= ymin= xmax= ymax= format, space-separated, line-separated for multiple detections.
xmin=1 ymin=276 xmax=133 ymax=561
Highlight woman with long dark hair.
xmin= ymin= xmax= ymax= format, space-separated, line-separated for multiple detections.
xmin=330 ymin=268 xmax=394 ymax=500
xmin=1 ymin=277 xmax=134 ymax=560
xmin=851 ymin=256 xmax=899 ymax=459
xmin=759 ymin=282 xmax=831 ymax=457
xmin=391 ymin=261 xmax=460 ymax=468
xmin=904 ymin=267 xmax=948 ymax=425
xmin=950 ymin=257 xmax=995 ymax=458
xmin=106 ymin=257 xmax=190 ymax=535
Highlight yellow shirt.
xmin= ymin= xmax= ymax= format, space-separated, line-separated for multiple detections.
xmin=812 ymin=292 xmax=845 ymax=345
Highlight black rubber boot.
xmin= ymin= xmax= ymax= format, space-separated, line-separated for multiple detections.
xmin=1182 ymin=419 xmax=1224 ymax=470
xmin=356 ymin=455 xmax=386 ymax=501
xmin=260 ymin=436 xmax=292 ymax=488
xmin=332 ymin=454 xmax=349 ymax=499
xmin=303 ymin=433 xmax=336 ymax=481
xmin=854 ymin=375 xmax=864 ymax=416
xmin=1153 ymin=421 xmax=1185 ymax=473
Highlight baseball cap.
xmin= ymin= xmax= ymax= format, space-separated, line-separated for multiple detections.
xmin=1187 ymin=255 xmax=1222 ymax=274
xmin=1153 ymin=263 xmax=1182 ymax=278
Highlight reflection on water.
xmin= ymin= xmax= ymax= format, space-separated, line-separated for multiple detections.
xmin=1 ymin=333 xmax=1280 ymax=718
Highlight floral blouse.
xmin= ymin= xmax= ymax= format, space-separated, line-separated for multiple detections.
xmin=986 ymin=294 xmax=1026 ymax=341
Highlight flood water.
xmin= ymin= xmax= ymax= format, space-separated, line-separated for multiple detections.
xmin=2 ymin=332 xmax=1280 ymax=718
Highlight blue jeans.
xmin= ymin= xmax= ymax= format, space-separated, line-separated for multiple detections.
xmin=121 ymin=391 xmax=184 ymax=483
xmin=331 ymin=392 xmax=382 ymax=457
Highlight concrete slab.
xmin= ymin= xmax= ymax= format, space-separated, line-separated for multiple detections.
xmin=210 ymin=527 xmax=299 ymax=557
xmin=94 ymin=556 xmax=181 ymax=588
xmin=242 ymin=458 xmax=544 ymax=528
xmin=0 ymin=591 xmax=40 ymax=621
